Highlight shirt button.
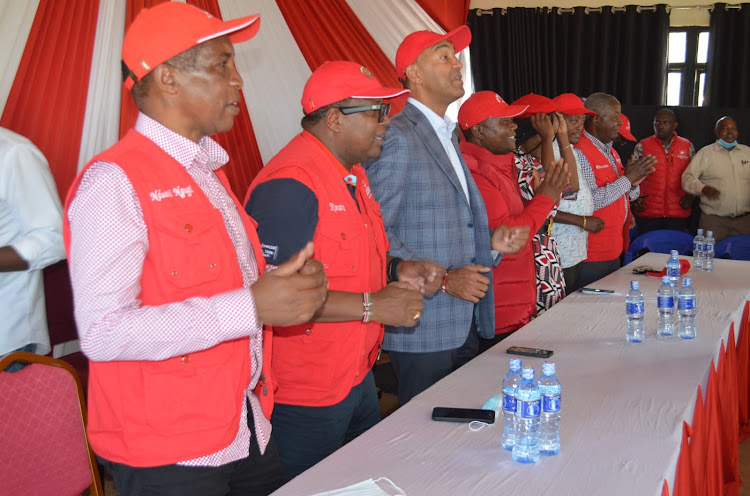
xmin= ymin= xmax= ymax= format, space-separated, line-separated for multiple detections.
xmin=305 ymin=329 xmax=312 ymax=335
xmin=210 ymin=263 xmax=216 ymax=268
xmin=184 ymin=224 xmax=194 ymax=232
xmin=171 ymin=270 xmax=178 ymax=276
xmin=181 ymin=355 xmax=191 ymax=364
xmin=471 ymin=257 xmax=476 ymax=264
xmin=467 ymin=223 xmax=473 ymax=228
xmin=341 ymin=233 xmax=347 ymax=239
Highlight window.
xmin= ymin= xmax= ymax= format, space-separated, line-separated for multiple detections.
xmin=666 ymin=28 xmax=709 ymax=106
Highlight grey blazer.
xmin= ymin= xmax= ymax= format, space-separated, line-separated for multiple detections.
xmin=363 ymin=102 xmax=495 ymax=353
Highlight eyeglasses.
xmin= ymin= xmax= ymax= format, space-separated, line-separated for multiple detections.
xmin=327 ymin=103 xmax=391 ymax=123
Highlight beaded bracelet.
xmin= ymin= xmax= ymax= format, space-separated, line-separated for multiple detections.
xmin=362 ymin=292 xmax=373 ymax=323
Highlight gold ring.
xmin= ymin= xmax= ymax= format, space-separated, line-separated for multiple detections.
xmin=413 ymin=310 xmax=422 ymax=320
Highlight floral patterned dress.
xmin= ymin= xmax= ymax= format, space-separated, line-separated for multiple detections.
xmin=515 ymin=153 xmax=569 ymax=314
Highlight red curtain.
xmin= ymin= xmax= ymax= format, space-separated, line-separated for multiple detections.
xmin=275 ymin=0 xmax=401 ymax=92
xmin=414 ymin=0 xmax=470 ymax=31
xmin=0 ymin=0 xmax=100 ymax=200
xmin=119 ymin=0 xmax=265 ymax=198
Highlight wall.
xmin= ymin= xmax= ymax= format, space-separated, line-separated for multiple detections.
xmin=469 ymin=1 xmax=713 ymax=25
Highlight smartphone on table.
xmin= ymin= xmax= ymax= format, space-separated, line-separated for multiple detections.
xmin=506 ymin=346 xmax=553 ymax=359
xmin=432 ymin=407 xmax=495 ymax=423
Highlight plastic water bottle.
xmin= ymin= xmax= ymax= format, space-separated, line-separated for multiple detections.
xmin=501 ymin=358 xmax=523 ymax=450
xmin=538 ymin=362 xmax=561 ymax=456
xmin=657 ymin=275 xmax=676 ymax=337
xmin=693 ymin=228 xmax=705 ymax=270
xmin=512 ymin=367 xmax=541 ymax=464
xmin=626 ymin=281 xmax=645 ymax=343
xmin=703 ymin=230 xmax=715 ymax=272
xmin=678 ymin=277 xmax=697 ymax=339
xmin=666 ymin=250 xmax=681 ymax=289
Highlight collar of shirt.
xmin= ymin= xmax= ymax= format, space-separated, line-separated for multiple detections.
xmin=408 ymin=97 xmax=457 ymax=138
xmin=301 ymin=130 xmax=358 ymax=186
xmin=583 ymin=130 xmax=614 ymax=154
xmin=134 ymin=113 xmax=229 ymax=172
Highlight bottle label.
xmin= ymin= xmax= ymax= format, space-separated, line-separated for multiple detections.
xmin=516 ymin=398 xmax=541 ymax=418
xmin=658 ymin=296 xmax=675 ymax=309
xmin=678 ymin=298 xmax=695 ymax=310
xmin=542 ymin=393 xmax=561 ymax=413
xmin=667 ymin=267 xmax=680 ymax=278
xmin=502 ymin=393 xmax=516 ymax=413
xmin=626 ymin=302 xmax=644 ymax=314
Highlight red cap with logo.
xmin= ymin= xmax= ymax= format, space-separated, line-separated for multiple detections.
xmin=511 ymin=93 xmax=558 ymax=118
xmin=122 ymin=2 xmax=260 ymax=90
xmin=619 ymin=114 xmax=637 ymax=141
xmin=457 ymin=91 xmax=529 ymax=130
xmin=302 ymin=61 xmax=410 ymax=114
xmin=395 ymin=26 xmax=471 ymax=79
xmin=553 ymin=93 xmax=596 ymax=116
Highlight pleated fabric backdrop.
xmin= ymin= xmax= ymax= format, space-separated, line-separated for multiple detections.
xmin=0 ymin=0 xmax=472 ymax=200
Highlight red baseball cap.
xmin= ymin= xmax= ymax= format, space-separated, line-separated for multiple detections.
xmin=457 ymin=91 xmax=529 ymax=130
xmin=619 ymin=114 xmax=637 ymax=141
xmin=395 ymin=26 xmax=471 ymax=79
xmin=553 ymin=93 xmax=596 ymax=116
xmin=122 ymin=2 xmax=260 ymax=90
xmin=302 ymin=61 xmax=410 ymax=114
xmin=511 ymin=93 xmax=558 ymax=118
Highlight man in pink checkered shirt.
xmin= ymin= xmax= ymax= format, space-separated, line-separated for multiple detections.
xmin=63 ymin=4 xmax=327 ymax=495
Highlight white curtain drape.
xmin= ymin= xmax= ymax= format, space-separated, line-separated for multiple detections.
xmin=77 ymin=0 xmax=126 ymax=171
xmin=0 ymin=0 xmax=40 ymax=117
xmin=219 ymin=0 xmax=311 ymax=164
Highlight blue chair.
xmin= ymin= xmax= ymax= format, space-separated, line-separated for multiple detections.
xmin=624 ymin=229 xmax=694 ymax=265
xmin=714 ymin=235 xmax=750 ymax=261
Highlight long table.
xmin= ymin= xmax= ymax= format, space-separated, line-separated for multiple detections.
xmin=272 ymin=253 xmax=750 ymax=496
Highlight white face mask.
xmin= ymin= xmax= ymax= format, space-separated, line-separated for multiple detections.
xmin=309 ymin=477 xmax=406 ymax=496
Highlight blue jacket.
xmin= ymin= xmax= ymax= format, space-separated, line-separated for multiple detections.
xmin=363 ymin=102 xmax=495 ymax=353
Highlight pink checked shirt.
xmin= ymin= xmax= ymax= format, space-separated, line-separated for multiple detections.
xmin=67 ymin=113 xmax=271 ymax=466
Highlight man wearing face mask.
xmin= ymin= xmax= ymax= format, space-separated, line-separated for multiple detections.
xmin=682 ymin=116 xmax=750 ymax=241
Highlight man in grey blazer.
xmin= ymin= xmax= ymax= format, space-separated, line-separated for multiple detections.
xmin=364 ymin=26 xmax=527 ymax=405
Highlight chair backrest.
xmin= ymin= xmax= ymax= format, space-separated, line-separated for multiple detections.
xmin=714 ymin=235 xmax=750 ymax=261
xmin=0 ymin=352 xmax=102 ymax=496
xmin=624 ymin=229 xmax=694 ymax=265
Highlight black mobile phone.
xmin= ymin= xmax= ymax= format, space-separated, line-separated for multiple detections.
xmin=506 ymin=346 xmax=553 ymax=359
xmin=432 ymin=407 xmax=495 ymax=423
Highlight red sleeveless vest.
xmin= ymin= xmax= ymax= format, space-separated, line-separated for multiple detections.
xmin=63 ymin=130 xmax=274 ymax=467
xmin=247 ymin=132 xmax=388 ymax=407
xmin=639 ymin=133 xmax=692 ymax=219
xmin=576 ymin=133 xmax=631 ymax=261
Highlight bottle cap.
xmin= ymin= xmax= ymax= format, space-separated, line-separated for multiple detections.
xmin=542 ymin=362 xmax=555 ymax=375
xmin=662 ymin=275 xmax=670 ymax=284
xmin=521 ymin=367 xmax=534 ymax=380
xmin=697 ymin=228 xmax=704 ymax=235
xmin=631 ymin=280 xmax=639 ymax=290
xmin=509 ymin=358 xmax=522 ymax=371
xmin=683 ymin=277 xmax=692 ymax=286
xmin=671 ymin=249 xmax=679 ymax=255
xmin=707 ymin=231 xmax=713 ymax=237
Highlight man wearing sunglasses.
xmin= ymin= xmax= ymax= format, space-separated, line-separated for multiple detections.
xmin=245 ymin=61 xmax=443 ymax=480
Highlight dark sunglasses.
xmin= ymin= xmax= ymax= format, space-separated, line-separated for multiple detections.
xmin=327 ymin=103 xmax=391 ymax=123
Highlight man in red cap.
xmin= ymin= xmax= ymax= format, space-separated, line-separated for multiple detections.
xmin=245 ymin=61 xmax=440 ymax=480
xmin=64 ymin=3 xmax=328 ymax=494
xmin=549 ymin=93 xmax=603 ymax=292
xmin=630 ymin=109 xmax=695 ymax=233
xmin=363 ymin=28 xmax=528 ymax=405
xmin=574 ymin=93 xmax=657 ymax=287
xmin=458 ymin=91 xmax=562 ymax=345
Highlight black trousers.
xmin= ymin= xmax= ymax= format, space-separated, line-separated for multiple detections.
xmin=388 ymin=318 xmax=479 ymax=406
xmin=577 ymin=257 xmax=621 ymax=290
xmin=634 ymin=215 xmax=689 ymax=234
xmin=100 ymin=402 xmax=284 ymax=496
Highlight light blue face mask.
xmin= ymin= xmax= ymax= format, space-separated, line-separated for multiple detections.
xmin=719 ymin=138 xmax=738 ymax=149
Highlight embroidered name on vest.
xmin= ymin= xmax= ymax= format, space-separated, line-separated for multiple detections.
xmin=150 ymin=185 xmax=194 ymax=202
xmin=329 ymin=202 xmax=346 ymax=212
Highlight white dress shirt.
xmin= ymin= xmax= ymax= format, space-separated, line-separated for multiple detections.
xmin=408 ymin=97 xmax=470 ymax=204
xmin=0 ymin=127 xmax=65 ymax=357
